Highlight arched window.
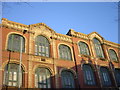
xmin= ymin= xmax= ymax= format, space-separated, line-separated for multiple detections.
xmin=7 ymin=34 xmax=25 ymax=52
xmin=35 ymin=35 xmax=49 ymax=57
xmin=83 ymin=64 xmax=96 ymax=85
xmin=100 ymin=67 xmax=111 ymax=86
xmin=115 ymin=69 xmax=120 ymax=86
xmin=78 ymin=42 xmax=90 ymax=56
xmin=4 ymin=63 xmax=23 ymax=87
xmin=61 ymin=70 xmax=75 ymax=88
xmin=108 ymin=49 xmax=118 ymax=61
xmin=93 ymin=38 xmax=104 ymax=58
xmin=59 ymin=44 xmax=72 ymax=60
xmin=35 ymin=68 xmax=51 ymax=88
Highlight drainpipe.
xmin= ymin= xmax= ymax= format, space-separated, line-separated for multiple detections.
xmin=109 ymin=62 xmax=117 ymax=87
xmin=72 ymin=44 xmax=81 ymax=89
xmin=18 ymin=37 xmax=23 ymax=89
xmin=95 ymin=62 xmax=102 ymax=88
xmin=5 ymin=50 xmax=11 ymax=90
xmin=6 ymin=34 xmax=14 ymax=89
xmin=18 ymin=30 xmax=27 ymax=89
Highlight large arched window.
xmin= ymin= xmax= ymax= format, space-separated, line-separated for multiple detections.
xmin=35 ymin=68 xmax=51 ymax=88
xmin=35 ymin=35 xmax=50 ymax=57
xmin=93 ymin=38 xmax=104 ymax=58
xmin=100 ymin=67 xmax=111 ymax=86
xmin=4 ymin=63 xmax=23 ymax=87
xmin=7 ymin=34 xmax=25 ymax=52
xmin=115 ymin=69 xmax=120 ymax=86
xmin=78 ymin=42 xmax=90 ymax=56
xmin=83 ymin=64 xmax=96 ymax=85
xmin=61 ymin=70 xmax=75 ymax=88
xmin=59 ymin=44 xmax=72 ymax=60
xmin=108 ymin=49 xmax=118 ymax=62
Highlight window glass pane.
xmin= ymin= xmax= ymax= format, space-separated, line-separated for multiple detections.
xmin=47 ymin=82 xmax=50 ymax=88
xmin=100 ymin=67 xmax=111 ymax=86
xmin=109 ymin=49 xmax=118 ymax=61
xmin=42 ymin=54 xmax=45 ymax=56
xmin=8 ymin=82 xmax=12 ymax=86
xmin=13 ymin=82 xmax=17 ymax=86
xmin=43 ymin=75 xmax=46 ymax=83
xmin=9 ymin=72 xmax=12 ymax=80
xmin=59 ymin=45 xmax=72 ymax=60
xmin=39 ymin=46 xmax=42 ymax=55
xmin=83 ymin=64 xmax=95 ymax=85
xmin=22 ymin=37 xmax=25 ymax=52
xmin=68 ymin=78 xmax=71 ymax=86
xmin=67 ymin=51 xmax=70 ymax=60
xmin=38 ymin=84 xmax=42 ymax=88
xmin=61 ymin=71 xmax=75 ymax=88
xmin=14 ymin=35 xmax=21 ymax=51
xmin=103 ymin=73 xmax=108 ymax=82
xmin=35 ymin=36 xmax=49 ymax=57
xmin=61 ymin=51 xmax=64 ymax=59
xmin=13 ymin=72 xmax=17 ymax=81
xmin=35 ymin=68 xmax=51 ymax=88
xmin=8 ymin=35 xmax=13 ymax=50
xmin=46 ymin=47 xmax=49 ymax=54
xmin=85 ymin=71 xmax=89 ymax=80
xmin=46 ymin=54 xmax=49 ymax=57
xmin=3 ymin=71 xmax=7 ymax=85
xmin=65 ymin=51 xmax=68 ymax=59
xmin=42 ymin=46 xmax=45 ymax=53
xmin=43 ymin=85 xmax=47 ymax=88
xmin=7 ymin=34 xmax=25 ymax=52
xmin=79 ymin=42 xmax=90 ymax=55
xmin=39 ymin=75 xmax=42 ymax=83
xmin=115 ymin=69 xmax=120 ymax=86
xmin=65 ymin=77 xmax=68 ymax=85
xmin=93 ymin=38 xmax=104 ymax=58
xmin=47 ymin=75 xmax=50 ymax=88
xmin=4 ymin=64 xmax=23 ymax=87
xmin=88 ymin=71 xmax=92 ymax=80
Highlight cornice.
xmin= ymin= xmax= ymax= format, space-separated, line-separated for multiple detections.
xmin=104 ymin=40 xmax=120 ymax=49
xmin=2 ymin=18 xmax=29 ymax=30
xmin=88 ymin=32 xmax=104 ymax=40
xmin=1 ymin=18 xmax=35 ymax=34
xmin=68 ymin=29 xmax=88 ymax=40
xmin=52 ymin=33 xmax=72 ymax=43
xmin=30 ymin=23 xmax=56 ymax=33
xmin=1 ymin=18 xmax=120 ymax=47
xmin=67 ymin=29 xmax=120 ymax=48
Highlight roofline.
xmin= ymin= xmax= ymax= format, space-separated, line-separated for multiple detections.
xmin=1 ymin=18 xmax=120 ymax=47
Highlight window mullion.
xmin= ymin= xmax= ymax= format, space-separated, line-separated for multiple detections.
xmin=44 ymin=44 xmax=46 ymax=56
xmin=11 ymin=35 xmax=14 ymax=51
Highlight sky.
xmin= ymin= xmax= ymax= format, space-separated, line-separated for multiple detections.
xmin=2 ymin=2 xmax=119 ymax=44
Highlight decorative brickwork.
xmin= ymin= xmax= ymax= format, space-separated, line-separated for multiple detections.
xmin=0 ymin=18 xmax=120 ymax=89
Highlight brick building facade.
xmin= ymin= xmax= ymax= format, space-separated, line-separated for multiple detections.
xmin=0 ymin=18 xmax=120 ymax=89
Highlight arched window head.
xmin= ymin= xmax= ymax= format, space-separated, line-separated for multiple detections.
xmin=115 ymin=69 xmax=120 ymax=86
xmin=83 ymin=64 xmax=96 ymax=85
xmin=35 ymin=35 xmax=50 ymax=57
xmin=4 ymin=63 xmax=24 ymax=87
xmin=61 ymin=70 xmax=75 ymax=88
xmin=100 ymin=67 xmax=112 ymax=86
xmin=35 ymin=68 xmax=51 ymax=88
xmin=108 ymin=49 xmax=118 ymax=62
xmin=59 ymin=44 xmax=72 ymax=60
xmin=93 ymin=38 xmax=104 ymax=58
xmin=78 ymin=42 xmax=90 ymax=56
xmin=7 ymin=34 xmax=25 ymax=52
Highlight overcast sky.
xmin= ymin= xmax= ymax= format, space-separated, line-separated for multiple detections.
xmin=2 ymin=2 xmax=119 ymax=44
